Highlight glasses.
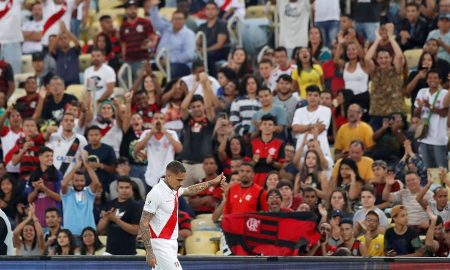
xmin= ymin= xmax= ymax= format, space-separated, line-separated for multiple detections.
xmin=365 ymin=218 xmax=379 ymax=223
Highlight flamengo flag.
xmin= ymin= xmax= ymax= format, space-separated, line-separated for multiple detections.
xmin=222 ymin=211 xmax=320 ymax=256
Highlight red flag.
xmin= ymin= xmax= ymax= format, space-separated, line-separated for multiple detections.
xmin=222 ymin=211 xmax=320 ymax=256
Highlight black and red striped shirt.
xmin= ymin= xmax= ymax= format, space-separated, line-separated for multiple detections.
xmin=12 ymin=133 xmax=45 ymax=180
xmin=16 ymin=94 xmax=39 ymax=119
xmin=119 ymin=17 xmax=154 ymax=61
xmin=0 ymin=60 xmax=13 ymax=95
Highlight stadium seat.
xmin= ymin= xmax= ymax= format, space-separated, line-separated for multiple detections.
xmin=404 ymin=49 xmax=422 ymax=71
xmin=136 ymin=248 xmax=146 ymax=256
xmin=21 ymin=55 xmax=33 ymax=74
xmin=8 ymin=88 xmax=26 ymax=107
xmin=66 ymin=84 xmax=85 ymax=101
xmin=245 ymin=5 xmax=265 ymax=19
xmin=196 ymin=213 xmax=213 ymax=220
xmin=159 ymin=7 xmax=176 ymax=20
xmin=185 ymin=231 xmax=221 ymax=255
xmin=191 ymin=218 xmax=219 ymax=231
xmin=98 ymin=0 xmax=123 ymax=10
xmin=89 ymin=21 xmax=103 ymax=38
xmin=94 ymin=8 xmax=125 ymax=25
xmin=152 ymin=71 xmax=165 ymax=86
xmin=79 ymin=54 xmax=92 ymax=72
xmin=114 ymin=87 xmax=126 ymax=97
xmin=14 ymin=72 xmax=34 ymax=88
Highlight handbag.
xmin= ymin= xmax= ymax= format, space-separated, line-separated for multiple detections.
xmin=415 ymin=89 xmax=441 ymax=139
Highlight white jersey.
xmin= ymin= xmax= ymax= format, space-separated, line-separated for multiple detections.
xmin=21 ymin=19 xmax=44 ymax=53
xmin=46 ymin=132 xmax=88 ymax=176
xmin=42 ymin=0 xmax=76 ymax=46
xmin=138 ymin=129 xmax=179 ymax=187
xmin=83 ymin=64 xmax=116 ymax=104
xmin=215 ymin=0 xmax=246 ymax=20
xmin=181 ymin=74 xmax=220 ymax=96
xmin=268 ymin=64 xmax=296 ymax=91
xmin=143 ymin=180 xmax=185 ymax=240
xmin=0 ymin=0 xmax=23 ymax=44
xmin=1 ymin=127 xmax=22 ymax=173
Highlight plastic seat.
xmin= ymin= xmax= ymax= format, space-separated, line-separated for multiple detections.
xmin=21 ymin=55 xmax=33 ymax=73
xmin=185 ymin=231 xmax=220 ymax=255
xmin=245 ymin=5 xmax=265 ymax=19
xmin=404 ymin=49 xmax=423 ymax=71
xmin=66 ymin=84 xmax=85 ymax=101
xmin=79 ymin=54 xmax=92 ymax=72
xmin=114 ymin=87 xmax=126 ymax=97
xmin=14 ymin=72 xmax=34 ymax=88
xmin=8 ymin=88 xmax=26 ymax=107
xmin=89 ymin=21 xmax=102 ymax=38
xmin=152 ymin=71 xmax=165 ymax=86
xmin=159 ymin=7 xmax=176 ymax=20
xmin=191 ymin=218 xmax=219 ymax=231
xmin=136 ymin=248 xmax=146 ymax=256
xmin=196 ymin=213 xmax=213 ymax=220
xmin=98 ymin=0 xmax=124 ymax=10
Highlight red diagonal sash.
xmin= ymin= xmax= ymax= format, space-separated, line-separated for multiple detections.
xmin=149 ymin=192 xmax=179 ymax=239
xmin=220 ymin=0 xmax=232 ymax=11
xmin=42 ymin=1 xmax=67 ymax=35
xmin=0 ymin=0 xmax=13 ymax=20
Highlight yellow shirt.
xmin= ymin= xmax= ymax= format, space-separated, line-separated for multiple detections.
xmin=334 ymin=122 xmax=375 ymax=151
xmin=291 ymin=64 xmax=323 ymax=98
xmin=332 ymin=157 xmax=374 ymax=183
xmin=358 ymin=234 xmax=384 ymax=257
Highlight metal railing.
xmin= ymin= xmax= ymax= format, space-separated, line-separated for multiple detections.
xmin=118 ymin=63 xmax=132 ymax=91
xmin=272 ymin=2 xmax=279 ymax=48
xmin=155 ymin=48 xmax=171 ymax=83
xmin=196 ymin=31 xmax=208 ymax=74
xmin=227 ymin=14 xmax=243 ymax=48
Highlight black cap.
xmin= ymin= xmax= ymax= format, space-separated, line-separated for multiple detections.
xmin=116 ymin=0 xmax=142 ymax=8
xmin=331 ymin=209 xmax=344 ymax=218
xmin=32 ymin=52 xmax=45 ymax=62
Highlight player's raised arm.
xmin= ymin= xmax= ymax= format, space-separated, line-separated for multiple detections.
xmin=139 ymin=211 xmax=157 ymax=268
xmin=183 ymin=173 xmax=227 ymax=196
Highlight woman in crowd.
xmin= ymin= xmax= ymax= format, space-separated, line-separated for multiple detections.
xmin=80 ymin=227 xmax=104 ymax=256
xmin=0 ymin=174 xmax=24 ymax=225
xmin=331 ymin=158 xmax=364 ymax=202
xmin=308 ymin=27 xmax=332 ymax=64
xmin=51 ymin=229 xmax=79 ymax=255
xmin=161 ymin=79 xmax=188 ymax=131
xmin=13 ymin=203 xmax=45 ymax=255
xmin=291 ymin=47 xmax=324 ymax=98
xmin=294 ymin=149 xmax=328 ymax=200
xmin=263 ymin=171 xmax=280 ymax=191
xmin=218 ymin=136 xmax=246 ymax=176
xmin=326 ymin=189 xmax=353 ymax=218
xmin=405 ymin=52 xmax=435 ymax=106
xmin=216 ymin=67 xmax=238 ymax=98
xmin=224 ymin=48 xmax=253 ymax=78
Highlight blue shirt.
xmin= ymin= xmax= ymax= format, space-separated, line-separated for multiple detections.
xmin=150 ymin=7 xmax=196 ymax=65
xmin=62 ymin=186 xmax=96 ymax=235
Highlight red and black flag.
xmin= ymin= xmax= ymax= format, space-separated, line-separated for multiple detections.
xmin=222 ymin=211 xmax=320 ymax=256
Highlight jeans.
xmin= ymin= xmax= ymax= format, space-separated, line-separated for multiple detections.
xmin=419 ymin=143 xmax=448 ymax=168
xmin=354 ymin=22 xmax=380 ymax=43
xmin=315 ymin=20 xmax=340 ymax=47
xmin=0 ymin=42 xmax=22 ymax=74
xmin=70 ymin=19 xmax=81 ymax=38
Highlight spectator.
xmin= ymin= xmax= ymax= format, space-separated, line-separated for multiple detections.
xmin=357 ymin=210 xmax=385 ymax=257
xmin=252 ymin=87 xmax=288 ymax=137
xmin=292 ymin=85 xmax=331 ymax=158
xmin=269 ymin=47 xmax=296 ymax=93
xmin=331 ymin=158 xmax=364 ymax=203
xmin=230 ymin=75 xmax=261 ymax=136
xmin=0 ymin=59 xmax=14 ymax=100
xmin=303 ymin=187 xmax=319 ymax=213
xmin=97 ymin=15 xmax=121 ymax=59
xmin=223 ymin=48 xmax=253 ymax=78
xmin=334 ymin=104 xmax=374 ymax=160
xmin=371 ymin=160 xmax=401 ymax=208
xmin=83 ymin=48 xmax=116 ymax=104
xmin=384 ymin=205 xmax=425 ymax=257
xmin=109 ymin=157 xmax=146 ymax=201
xmin=79 ymin=226 xmax=104 ymax=255
xmin=308 ymin=222 xmax=336 ymax=256
xmin=0 ymin=174 xmax=25 ymax=223
xmin=405 ymin=52 xmax=435 ymax=107
xmin=277 ymin=180 xmax=302 ymax=211
xmin=149 ymin=1 xmax=196 ymax=78
xmin=258 ymin=59 xmax=274 ymax=91
xmin=383 ymin=171 xmax=432 ymax=230
xmin=396 ymin=2 xmax=429 ymax=50
xmin=351 ymin=0 xmax=383 ymax=44
xmin=217 ymin=136 xmax=246 ymax=177
xmin=120 ymin=112 xmax=147 ymax=181
xmin=294 ymin=148 xmax=328 ymax=200
xmin=223 ymin=162 xmax=268 ymax=215
xmin=12 ymin=203 xmax=44 ymax=255
xmin=43 ymin=207 xmax=61 ymax=255
xmin=33 ymin=76 xmax=78 ymax=123
xmin=46 ymin=112 xmax=87 ymax=177
xmin=22 ymin=2 xmax=44 ymax=55
xmin=353 ymin=185 xmax=389 ymax=236
xmin=414 ymin=69 xmax=449 ymax=168
xmin=333 ymin=140 xmax=374 ymax=183
xmin=0 ymin=208 xmax=13 ymax=255
xmin=161 ymin=79 xmax=188 ymax=130
xmin=97 ymin=176 xmax=140 ymax=255
xmin=423 ymin=39 xmax=450 ymax=86
xmin=263 ymin=171 xmax=280 ymax=191
xmin=278 ymin=0 xmax=310 ymax=55
xmin=365 ymin=26 xmax=405 ymax=130
xmin=89 ymin=33 xmax=121 ymax=71
xmin=266 ymin=189 xmax=291 ymax=213
xmin=416 ymin=172 xmax=450 ymax=223
xmin=84 ymin=126 xmax=117 ymax=191
xmin=326 ymin=189 xmax=352 ymax=218
xmin=425 ymin=210 xmax=449 ymax=257
xmin=279 ymin=144 xmax=299 ymax=182
xmin=188 ymin=156 xmax=223 ymax=214
xmin=338 ymin=219 xmax=367 ymax=256
xmin=197 ymin=2 xmax=229 ymax=76
xmin=426 ymin=13 xmax=450 ymax=64
xmin=339 ymin=14 xmax=364 ymax=45
xmin=15 ymin=77 xmax=39 ymax=119
xmin=119 ymin=0 xmax=156 ymax=80
xmin=181 ymin=60 xmax=221 ymax=97
xmin=394 ymin=139 xmax=427 ymax=185
xmin=51 ymin=229 xmax=79 ymax=255
xmin=26 ymin=147 xmax=62 ymax=226
xmin=0 ymin=107 xmax=23 ymax=174
xmin=61 ymin=149 xmax=101 ymax=236
xmin=177 ymin=0 xmax=197 ymax=32
xmin=251 ymin=114 xmax=285 ymax=187
xmin=313 ymin=0 xmax=340 ymax=47
xmin=292 ymin=48 xmax=324 ymax=99
xmin=216 ymin=67 xmax=238 ymax=97
xmin=308 ymin=27 xmax=332 ymax=63
xmin=49 ymin=22 xmax=81 ymax=86
xmin=0 ymin=0 xmax=23 ymax=74
xmin=31 ymin=52 xmax=55 ymax=87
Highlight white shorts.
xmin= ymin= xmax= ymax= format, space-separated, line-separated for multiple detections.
xmin=151 ymin=238 xmax=182 ymax=270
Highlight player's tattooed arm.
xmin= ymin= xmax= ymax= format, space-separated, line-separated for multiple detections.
xmin=139 ymin=211 xmax=157 ymax=267
xmin=183 ymin=173 xmax=226 ymax=196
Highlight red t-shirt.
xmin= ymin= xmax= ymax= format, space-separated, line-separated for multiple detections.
xmin=11 ymin=133 xmax=45 ymax=180
xmin=132 ymin=103 xmax=160 ymax=128
xmin=119 ymin=17 xmax=154 ymax=61
xmin=224 ymin=183 xmax=268 ymax=215
xmin=251 ymin=137 xmax=285 ymax=174
xmin=190 ymin=178 xmax=223 ymax=213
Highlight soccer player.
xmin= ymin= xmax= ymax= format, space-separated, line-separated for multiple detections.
xmin=139 ymin=161 xmax=226 ymax=269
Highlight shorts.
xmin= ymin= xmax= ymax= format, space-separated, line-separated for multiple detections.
xmin=151 ymin=238 xmax=182 ymax=270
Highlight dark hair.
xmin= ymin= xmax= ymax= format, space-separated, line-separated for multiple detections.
xmin=274 ymin=46 xmax=288 ymax=54
xmin=86 ymin=125 xmax=101 ymax=135
xmin=366 ymin=210 xmax=379 ymax=220
xmin=203 ymin=155 xmax=217 ymax=164
xmin=257 ymin=86 xmax=271 ymax=96
xmin=166 ymin=161 xmax=186 ymax=174
xmin=263 ymin=171 xmax=279 ymax=190
xmin=405 ymin=2 xmax=420 ymax=10
xmin=231 ymin=48 xmax=252 ymax=77
xmin=190 ymin=94 xmax=204 ymax=105
xmin=45 ymin=207 xmax=61 ymax=217
xmin=205 ymin=1 xmax=218 ymax=8
xmin=336 ymin=158 xmax=363 ymax=188
xmin=361 ymin=185 xmax=376 ymax=196
xmin=39 ymin=146 xmax=53 ymax=156
xmin=327 ymin=188 xmax=351 ymax=213
xmin=276 ymin=179 xmax=293 ymax=190
xmin=376 ymin=48 xmax=392 ymax=57
xmin=55 ymin=229 xmax=77 ymax=255
xmin=266 ymin=188 xmax=282 ymax=201
xmin=336 ymin=89 xmax=355 ymax=118
xmin=298 ymin=150 xmax=323 ymax=191
xmin=417 ymin=51 xmax=436 ymax=70
xmin=303 ymin=187 xmax=317 ymax=195
xmin=277 ymin=74 xmax=292 ymax=83
xmin=116 ymin=156 xmax=130 ymax=166
xmin=93 ymin=33 xmax=112 ymax=56
xmin=295 ymin=47 xmax=314 ymax=76
xmin=117 ymin=175 xmax=133 ymax=185
xmin=306 ymin=85 xmax=321 ymax=94
xmin=239 ymin=74 xmax=261 ymax=97
xmin=259 ymin=59 xmax=273 ymax=66
xmin=340 ymin=14 xmax=352 ymax=20
xmin=240 ymin=161 xmax=254 ymax=171
xmin=339 ymin=218 xmax=353 ymax=227
xmin=21 ymin=220 xmax=38 ymax=252
xmin=218 ymin=67 xmax=238 ymax=82
xmin=350 ymin=139 xmax=365 ymax=150
xmin=0 ymin=174 xmax=16 ymax=198
xmin=225 ymin=136 xmax=245 ymax=158
xmin=80 ymin=227 xmax=104 ymax=255
xmin=427 ymin=68 xmax=442 ymax=79
xmin=405 ymin=170 xmax=419 ymax=178
xmin=308 ymin=26 xmax=325 ymax=61
xmin=260 ymin=114 xmax=277 ymax=125
xmin=99 ymin=15 xmax=112 ymax=21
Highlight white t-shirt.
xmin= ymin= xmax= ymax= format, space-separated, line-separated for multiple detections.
xmin=89 ymin=119 xmax=123 ymax=158
xmin=414 ymin=88 xmax=449 ymax=146
xmin=42 ymin=0 xmax=76 ymax=46
xmin=429 ymin=200 xmax=450 ymax=223
xmin=1 ymin=127 xmax=22 ymax=173
xmin=21 ymin=19 xmax=44 ymax=53
xmin=292 ymin=105 xmax=331 ymax=157
xmin=278 ymin=0 xmax=310 ymax=49
xmin=268 ymin=64 xmax=296 ymax=91
xmin=0 ymin=0 xmax=23 ymax=44
xmin=138 ymin=129 xmax=180 ymax=187
xmin=83 ymin=64 xmax=116 ymax=104
xmin=215 ymin=0 xmax=246 ymax=20
xmin=46 ymin=132 xmax=88 ymax=177
xmin=314 ymin=0 xmax=340 ymax=22
xmin=57 ymin=118 xmax=85 ymax=136
xmin=181 ymin=74 xmax=220 ymax=96
xmin=143 ymin=180 xmax=185 ymax=240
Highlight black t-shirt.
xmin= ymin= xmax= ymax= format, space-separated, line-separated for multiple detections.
xmin=106 ymin=198 xmax=141 ymax=255
xmin=178 ymin=116 xmax=215 ymax=163
xmin=120 ymin=128 xmax=146 ymax=166
xmin=84 ymin=144 xmax=117 ymax=190
xmin=198 ymin=20 xmax=229 ymax=50
xmin=405 ymin=71 xmax=428 ymax=105
xmin=384 ymin=226 xmax=422 ymax=255
xmin=436 ymin=59 xmax=450 ymax=84
xmin=0 ymin=216 xmax=7 ymax=255
xmin=351 ymin=0 xmax=382 ymax=23
xmin=41 ymin=93 xmax=77 ymax=122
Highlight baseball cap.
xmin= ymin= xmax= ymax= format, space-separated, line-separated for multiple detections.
xmin=445 ymin=220 xmax=450 ymax=232
xmin=331 ymin=210 xmax=344 ymax=218
xmin=390 ymin=205 xmax=405 ymax=220
xmin=439 ymin=13 xmax=450 ymax=20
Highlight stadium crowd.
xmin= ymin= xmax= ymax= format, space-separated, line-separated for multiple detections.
xmin=1 ymin=0 xmax=450 ymax=258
